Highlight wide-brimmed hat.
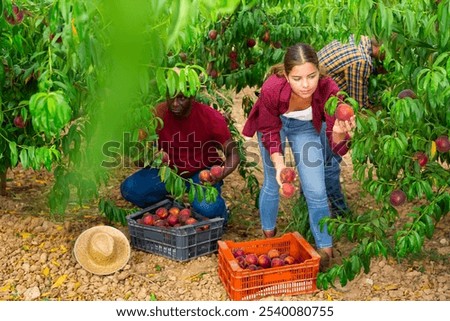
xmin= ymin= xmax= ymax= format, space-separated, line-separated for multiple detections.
xmin=73 ymin=225 xmax=131 ymax=275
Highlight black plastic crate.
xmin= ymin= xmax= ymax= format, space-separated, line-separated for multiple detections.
xmin=126 ymin=199 xmax=224 ymax=261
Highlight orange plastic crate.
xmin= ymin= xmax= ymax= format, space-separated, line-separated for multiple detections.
xmin=218 ymin=232 xmax=320 ymax=301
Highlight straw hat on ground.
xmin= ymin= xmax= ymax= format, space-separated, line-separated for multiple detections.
xmin=73 ymin=225 xmax=131 ymax=275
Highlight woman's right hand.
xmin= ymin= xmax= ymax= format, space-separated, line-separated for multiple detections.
xmin=275 ymin=167 xmax=286 ymax=187
xmin=270 ymin=152 xmax=285 ymax=187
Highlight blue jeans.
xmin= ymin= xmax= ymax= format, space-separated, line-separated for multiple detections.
xmin=120 ymin=168 xmax=229 ymax=222
xmin=320 ymin=123 xmax=349 ymax=217
xmin=257 ymin=117 xmax=332 ymax=249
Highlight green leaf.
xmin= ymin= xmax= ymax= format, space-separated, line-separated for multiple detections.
xmin=187 ymin=68 xmax=200 ymax=96
xmin=412 ymin=231 xmax=423 ymax=252
xmin=188 ymin=183 xmax=196 ymax=203
xmin=421 ymin=214 xmax=435 ymax=239
xmin=272 ymin=48 xmax=284 ymax=62
xmin=324 ymin=96 xmax=338 ymax=116
xmin=178 ymin=69 xmax=187 ymax=95
xmin=167 ymin=0 xmax=190 ymax=47
xmin=9 ymin=142 xmax=18 ymax=167
xmin=159 ymin=166 xmax=170 ymax=182
xmin=421 ymin=181 xmax=434 ymax=200
xmin=19 ymin=148 xmax=29 ymax=169
xmin=166 ymin=70 xmax=178 ymax=97
xmin=433 ymin=52 xmax=449 ymax=68
xmin=338 ymin=266 xmax=348 ymax=287
xmin=195 ymin=184 xmax=205 ymax=202
xmin=156 ymin=68 xmax=167 ymax=97
xmin=174 ymin=176 xmax=185 ymax=198
xmin=350 ymin=255 xmax=361 ymax=274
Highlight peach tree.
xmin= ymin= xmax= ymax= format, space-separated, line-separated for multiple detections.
xmin=318 ymin=0 xmax=450 ymax=289
xmin=0 ymin=0 xmax=74 ymax=196
xmin=0 ymin=0 xmax=240 ymax=221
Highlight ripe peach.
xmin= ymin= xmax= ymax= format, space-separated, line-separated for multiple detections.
xmin=168 ymin=206 xmax=180 ymax=216
xmin=185 ymin=217 xmax=198 ymax=225
xmin=271 ymin=257 xmax=285 ymax=267
xmin=257 ymin=254 xmax=271 ymax=269
xmin=435 ymin=135 xmax=450 ymax=153
xmin=245 ymin=253 xmax=258 ymax=266
xmin=208 ymin=29 xmax=217 ymax=40
xmin=154 ymin=150 xmax=169 ymax=165
xmin=279 ymin=183 xmax=296 ymax=198
xmin=179 ymin=212 xmax=191 ymax=224
xmin=199 ymin=169 xmax=212 ymax=183
xmin=154 ymin=219 xmax=167 ymax=228
xmin=232 ymin=248 xmax=245 ymax=258
xmin=414 ymin=152 xmax=428 ymax=167
xmin=142 ymin=213 xmax=154 ymax=225
xmin=280 ymin=167 xmax=296 ymax=183
xmin=5 ymin=5 xmax=24 ymax=25
xmin=335 ymin=103 xmax=354 ymax=121
xmin=209 ymin=69 xmax=218 ymax=78
xmin=247 ymin=38 xmax=256 ymax=48
xmin=279 ymin=253 xmax=289 ymax=260
xmin=160 ymin=151 xmax=170 ymax=164
xmin=267 ymin=248 xmax=280 ymax=259
xmin=236 ymin=256 xmax=247 ymax=269
xmin=210 ymin=165 xmax=224 ymax=180
xmin=167 ymin=214 xmax=179 ymax=226
xmin=247 ymin=264 xmax=258 ymax=271
xmin=283 ymin=255 xmax=296 ymax=265
xmin=228 ymin=51 xmax=238 ymax=60
xmin=155 ymin=207 xmax=169 ymax=219
xmin=398 ymin=89 xmax=417 ymax=99
xmin=230 ymin=60 xmax=239 ymax=70
xmin=179 ymin=208 xmax=191 ymax=216
xmin=390 ymin=189 xmax=406 ymax=207
xmin=14 ymin=115 xmax=26 ymax=128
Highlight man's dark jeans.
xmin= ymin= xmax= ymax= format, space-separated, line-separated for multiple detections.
xmin=320 ymin=123 xmax=350 ymax=217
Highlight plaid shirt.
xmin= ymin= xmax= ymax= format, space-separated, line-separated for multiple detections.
xmin=317 ymin=35 xmax=373 ymax=108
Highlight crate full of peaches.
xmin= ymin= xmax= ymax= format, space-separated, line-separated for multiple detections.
xmin=126 ymin=199 xmax=225 ymax=261
xmin=217 ymin=232 xmax=320 ymax=300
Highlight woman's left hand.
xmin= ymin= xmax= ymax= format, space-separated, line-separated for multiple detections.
xmin=333 ymin=115 xmax=356 ymax=138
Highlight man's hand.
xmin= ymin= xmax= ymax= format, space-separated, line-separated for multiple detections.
xmin=209 ymin=165 xmax=224 ymax=185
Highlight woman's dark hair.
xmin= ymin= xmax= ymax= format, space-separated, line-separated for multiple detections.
xmin=268 ymin=43 xmax=327 ymax=77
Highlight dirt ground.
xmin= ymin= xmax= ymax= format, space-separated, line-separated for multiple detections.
xmin=0 ymin=89 xmax=448 ymax=301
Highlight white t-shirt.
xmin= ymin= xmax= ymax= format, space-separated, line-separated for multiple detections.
xmin=283 ymin=106 xmax=313 ymax=121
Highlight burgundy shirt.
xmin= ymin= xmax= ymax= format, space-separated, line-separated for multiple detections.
xmin=242 ymin=74 xmax=350 ymax=156
xmin=155 ymin=101 xmax=231 ymax=177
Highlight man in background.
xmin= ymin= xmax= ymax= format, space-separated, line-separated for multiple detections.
xmin=318 ymin=35 xmax=384 ymax=217
xmin=318 ymin=34 xmax=384 ymax=108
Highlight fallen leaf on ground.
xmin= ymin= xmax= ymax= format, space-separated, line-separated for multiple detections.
xmin=51 ymin=274 xmax=68 ymax=288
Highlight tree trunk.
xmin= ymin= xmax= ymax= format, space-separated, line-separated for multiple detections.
xmin=0 ymin=170 xmax=6 ymax=196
